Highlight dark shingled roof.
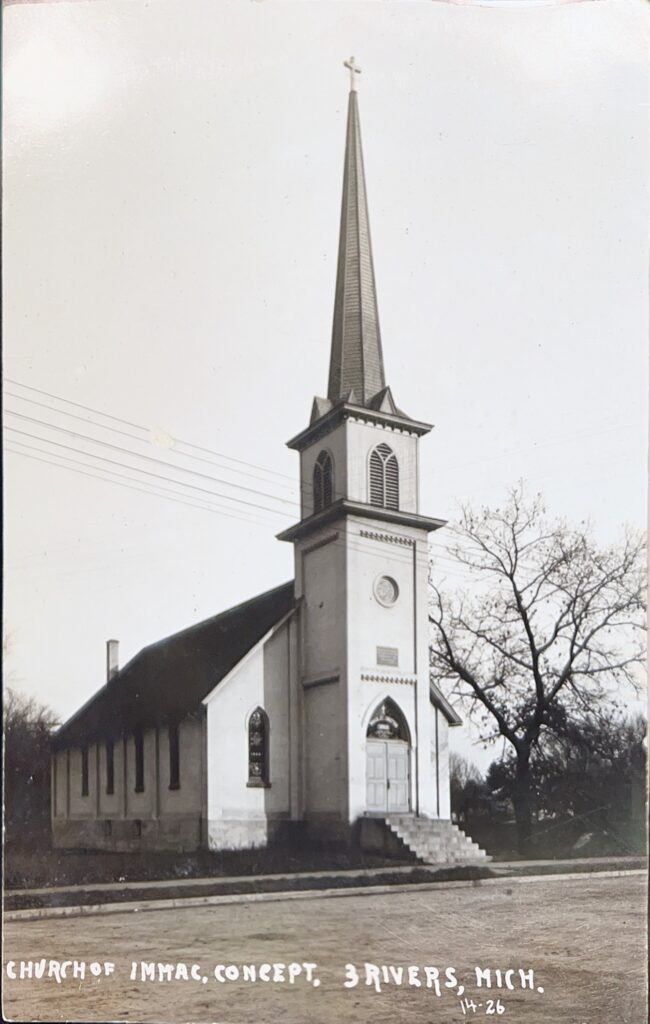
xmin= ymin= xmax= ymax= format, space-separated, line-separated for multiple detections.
xmin=53 ymin=581 xmax=295 ymax=750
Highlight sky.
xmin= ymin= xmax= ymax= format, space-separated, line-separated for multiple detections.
xmin=3 ymin=0 xmax=648 ymax=770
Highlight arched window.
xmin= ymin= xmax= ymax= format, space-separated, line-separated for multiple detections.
xmin=313 ymin=450 xmax=334 ymax=513
xmin=247 ymin=707 xmax=270 ymax=787
xmin=369 ymin=443 xmax=399 ymax=510
xmin=367 ymin=699 xmax=410 ymax=742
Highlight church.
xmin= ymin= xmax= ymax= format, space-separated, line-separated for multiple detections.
xmin=51 ymin=65 xmax=487 ymax=865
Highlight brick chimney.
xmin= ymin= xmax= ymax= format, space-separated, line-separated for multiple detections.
xmin=106 ymin=639 xmax=119 ymax=682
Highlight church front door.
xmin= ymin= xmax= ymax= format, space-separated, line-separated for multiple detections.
xmin=366 ymin=739 xmax=410 ymax=813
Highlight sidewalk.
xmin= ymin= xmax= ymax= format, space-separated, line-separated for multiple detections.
xmin=4 ymin=855 xmax=645 ymax=922
xmin=6 ymin=853 xmax=645 ymax=899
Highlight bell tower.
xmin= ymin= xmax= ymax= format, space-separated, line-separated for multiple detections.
xmin=278 ymin=60 xmax=446 ymax=836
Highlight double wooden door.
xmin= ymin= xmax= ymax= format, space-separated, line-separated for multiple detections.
xmin=366 ymin=739 xmax=410 ymax=813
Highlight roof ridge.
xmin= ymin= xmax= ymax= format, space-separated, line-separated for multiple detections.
xmin=53 ymin=580 xmax=296 ymax=748
xmin=139 ymin=579 xmax=294 ymax=652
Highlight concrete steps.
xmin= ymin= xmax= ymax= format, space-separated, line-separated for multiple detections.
xmin=384 ymin=814 xmax=490 ymax=866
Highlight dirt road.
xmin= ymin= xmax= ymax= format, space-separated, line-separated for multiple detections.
xmin=3 ymin=873 xmax=647 ymax=1023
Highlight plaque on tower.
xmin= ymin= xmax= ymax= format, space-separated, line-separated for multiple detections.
xmin=376 ymin=646 xmax=399 ymax=667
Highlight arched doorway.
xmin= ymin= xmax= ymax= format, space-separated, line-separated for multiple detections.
xmin=365 ymin=699 xmax=411 ymax=813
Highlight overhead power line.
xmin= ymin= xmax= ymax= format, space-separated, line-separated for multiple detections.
xmin=4 ymin=376 xmax=298 ymax=482
xmin=5 ymin=378 xmax=551 ymax=573
xmin=4 ymin=390 xmax=301 ymax=495
xmin=6 ymin=440 xmax=275 ymax=528
xmin=6 ymin=425 xmax=296 ymax=520
xmin=6 ymin=443 xmax=478 ymax=581
xmin=4 ymin=411 xmax=299 ymax=512
xmin=5 ymin=422 xmax=520 ymax=577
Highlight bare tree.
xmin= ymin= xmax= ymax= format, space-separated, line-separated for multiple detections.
xmin=429 ymin=483 xmax=646 ymax=852
xmin=4 ymin=687 xmax=59 ymax=840
xmin=449 ymin=752 xmax=485 ymax=823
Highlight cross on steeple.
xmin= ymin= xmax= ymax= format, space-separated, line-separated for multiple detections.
xmin=343 ymin=56 xmax=361 ymax=91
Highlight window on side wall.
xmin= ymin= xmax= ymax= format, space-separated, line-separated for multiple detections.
xmin=134 ymin=730 xmax=145 ymax=793
xmin=313 ymin=450 xmax=334 ymax=513
xmin=81 ymin=746 xmax=89 ymax=797
xmin=106 ymin=739 xmax=115 ymax=795
xmin=169 ymin=722 xmax=180 ymax=790
xmin=247 ymin=708 xmax=270 ymax=787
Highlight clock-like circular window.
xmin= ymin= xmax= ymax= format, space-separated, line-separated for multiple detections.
xmin=374 ymin=575 xmax=399 ymax=607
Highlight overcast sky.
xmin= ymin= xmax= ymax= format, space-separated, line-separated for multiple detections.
xmin=4 ymin=0 xmax=648 ymax=769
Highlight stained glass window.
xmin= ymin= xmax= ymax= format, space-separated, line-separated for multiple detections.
xmin=248 ymin=707 xmax=270 ymax=786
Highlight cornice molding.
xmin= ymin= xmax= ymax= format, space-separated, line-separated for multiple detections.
xmin=359 ymin=528 xmax=415 ymax=548
xmin=286 ymin=401 xmax=433 ymax=452
xmin=361 ymin=672 xmax=416 ymax=685
xmin=277 ymin=499 xmax=446 ymax=544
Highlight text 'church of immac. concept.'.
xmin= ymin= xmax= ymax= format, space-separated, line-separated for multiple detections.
xmin=51 ymin=64 xmax=487 ymax=866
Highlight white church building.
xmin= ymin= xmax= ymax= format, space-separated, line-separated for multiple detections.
xmin=51 ymin=69 xmax=487 ymax=865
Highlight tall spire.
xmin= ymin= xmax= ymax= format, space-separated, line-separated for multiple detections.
xmin=327 ymin=60 xmax=386 ymax=407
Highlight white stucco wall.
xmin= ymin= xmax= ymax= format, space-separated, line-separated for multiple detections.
xmin=204 ymin=618 xmax=292 ymax=850
xmin=300 ymin=422 xmax=347 ymax=518
xmin=299 ymin=419 xmax=419 ymax=517
xmin=345 ymin=517 xmax=438 ymax=821
xmin=304 ymin=681 xmax=343 ymax=817
xmin=296 ymin=531 xmax=346 ymax=681
xmin=430 ymin=704 xmax=452 ymax=820
xmin=294 ymin=423 xmax=441 ymax=828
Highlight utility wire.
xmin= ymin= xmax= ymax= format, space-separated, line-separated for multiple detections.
xmin=5 ymin=376 xmax=636 ymax=489
xmin=7 ymin=443 xmax=478 ymax=580
xmin=6 ymin=425 xmax=296 ymax=519
xmin=5 ymin=411 xmax=298 ymax=511
xmin=5 ymin=424 xmax=507 ymax=580
xmin=6 ymin=385 xmax=547 ymax=574
xmin=3 ymin=380 xmax=534 ymax=563
xmin=4 ymin=406 xmax=458 ymax=551
xmin=6 ymin=441 xmax=273 ymax=528
xmin=4 ymin=377 xmax=298 ymax=482
xmin=4 ymin=390 xmax=301 ymax=494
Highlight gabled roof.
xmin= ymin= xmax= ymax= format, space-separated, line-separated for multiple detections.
xmin=53 ymin=582 xmax=295 ymax=750
xmin=366 ymin=385 xmax=409 ymax=418
xmin=429 ymin=677 xmax=463 ymax=727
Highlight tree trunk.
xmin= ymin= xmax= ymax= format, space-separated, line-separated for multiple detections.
xmin=512 ymin=751 xmax=534 ymax=856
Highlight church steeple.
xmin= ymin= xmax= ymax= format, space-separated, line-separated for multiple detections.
xmin=327 ymin=59 xmax=386 ymax=408
xmin=280 ymin=60 xmax=442 ymax=544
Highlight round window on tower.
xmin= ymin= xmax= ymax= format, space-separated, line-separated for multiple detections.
xmin=374 ymin=575 xmax=399 ymax=607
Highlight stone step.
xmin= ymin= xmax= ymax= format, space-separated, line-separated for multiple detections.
xmin=383 ymin=814 xmax=490 ymax=866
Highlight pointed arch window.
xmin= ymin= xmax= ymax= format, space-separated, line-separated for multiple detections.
xmin=313 ymin=450 xmax=334 ymax=513
xmin=369 ymin=443 xmax=399 ymax=510
xmin=247 ymin=707 xmax=270 ymax=787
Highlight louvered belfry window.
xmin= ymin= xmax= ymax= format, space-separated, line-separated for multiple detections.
xmin=369 ymin=443 xmax=399 ymax=510
xmin=313 ymin=450 xmax=334 ymax=513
